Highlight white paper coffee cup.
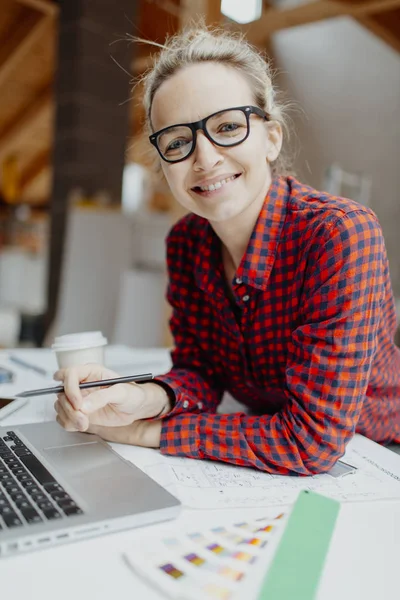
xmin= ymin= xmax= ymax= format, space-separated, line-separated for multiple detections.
xmin=52 ymin=331 xmax=108 ymax=368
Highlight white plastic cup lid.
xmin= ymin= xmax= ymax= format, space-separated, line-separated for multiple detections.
xmin=51 ymin=331 xmax=108 ymax=352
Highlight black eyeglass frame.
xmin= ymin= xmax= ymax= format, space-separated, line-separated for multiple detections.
xmin=149 ymin=105 xmax=269 ymax=164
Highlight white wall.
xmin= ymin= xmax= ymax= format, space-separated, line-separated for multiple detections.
xmin=273 ymin=16 xmax=400 ymax=294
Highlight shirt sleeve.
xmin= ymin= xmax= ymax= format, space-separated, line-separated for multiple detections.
xmin=159 ymin=210 xmax=386 ymax=475
xmin=154 ymin=222 xmax=225 ymax=423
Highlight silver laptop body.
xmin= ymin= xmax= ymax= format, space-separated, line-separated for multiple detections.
xmin=0 ymin=421 xmax=181 ymax=558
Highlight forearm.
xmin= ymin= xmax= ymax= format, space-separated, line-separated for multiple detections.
xmin=160 ymin=402 xmax=355 ymax=475
xmin=88 ymin=419 xmax=162 ymax=447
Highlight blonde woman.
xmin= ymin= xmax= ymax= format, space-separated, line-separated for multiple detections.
xmin=54 ymin=27 xmax=400 ymax=474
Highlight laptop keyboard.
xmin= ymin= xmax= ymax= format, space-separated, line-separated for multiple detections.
xmin=0 ymin=431 xmax=83 ymax=530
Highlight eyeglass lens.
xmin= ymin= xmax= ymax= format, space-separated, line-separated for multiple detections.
xmin=157 ymin=109 xmax=249 ymax=161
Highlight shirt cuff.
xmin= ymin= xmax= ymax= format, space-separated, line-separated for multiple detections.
xmin=153 ymin=374 xmax=205 ymax=418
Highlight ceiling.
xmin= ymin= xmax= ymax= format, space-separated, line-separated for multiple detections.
xmin=0 ymin=0 xmax=399 ymax=205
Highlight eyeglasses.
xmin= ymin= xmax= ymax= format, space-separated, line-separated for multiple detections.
xmin=149 ymin=105 xmax=269 ymax=164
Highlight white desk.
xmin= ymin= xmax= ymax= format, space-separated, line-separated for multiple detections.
xmin=1 ymin=347 xmax=400 ymax=600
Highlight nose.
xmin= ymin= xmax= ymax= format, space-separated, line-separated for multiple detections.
xmin=192 ymin=131 xmax=224 ymax=171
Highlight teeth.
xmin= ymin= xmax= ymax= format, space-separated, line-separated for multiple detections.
xmin=199 ymin=175 xmax=236 ymax=192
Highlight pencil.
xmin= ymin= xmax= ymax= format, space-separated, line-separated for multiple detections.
xmin=16 ymin=373 xmax=154 ymax=398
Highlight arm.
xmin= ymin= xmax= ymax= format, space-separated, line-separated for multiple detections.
xmin=159 ymin=211 xmax=386 ymax=474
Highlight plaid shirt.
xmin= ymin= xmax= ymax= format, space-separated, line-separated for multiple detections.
xmin=156 ymin=176 xmax=400 ymax=475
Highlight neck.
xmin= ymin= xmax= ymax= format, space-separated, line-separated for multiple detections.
xmin=211 ymin=175 xmax=272 ymax=271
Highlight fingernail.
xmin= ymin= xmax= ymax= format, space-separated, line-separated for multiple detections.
xmin=77 ymin=417 xmax=86 ymax=431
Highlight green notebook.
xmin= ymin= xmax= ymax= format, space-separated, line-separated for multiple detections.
xmin=257 ymin=490 xmax=340 ymax=600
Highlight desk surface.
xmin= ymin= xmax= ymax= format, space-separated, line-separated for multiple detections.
xmin=1 ymin=347 xmax=400 ymax=600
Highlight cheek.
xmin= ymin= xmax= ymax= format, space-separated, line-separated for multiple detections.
xmin=162 ymin=165 xmax=187 ymax=195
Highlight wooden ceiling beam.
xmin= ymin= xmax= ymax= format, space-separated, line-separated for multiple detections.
xmin=14 ymin=0 xmax=58 ymax=16
xmin=180 ymin=0 xmax=221 ymax=27
xmin=20 ymin=148 xmax=51 ymax=191
xmin=143 ymin=0 xmax=181 ymax=19
xmin=357 ymin=14 xmax=400 ymax=53
xmin=239 ymin=0 xmax=400 ymax=46
xmin=0 ymin=14 xmax=52 ymax=89
xmin=0 ymin=86 xmax=52 ymax=160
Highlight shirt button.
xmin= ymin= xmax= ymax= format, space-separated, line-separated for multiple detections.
xmin=182 ymin=400 xmax=189 ymax=409
xmin=242 ymin=294 xmax=250 ymax=302
xmin=197 ymin=401 xmax=203 ymax=409
xmin=235 ymin=277 xmax=242 ymax=285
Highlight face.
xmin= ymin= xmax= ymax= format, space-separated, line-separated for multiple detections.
xmin=150 ymin=62 xmax=282 ymax=226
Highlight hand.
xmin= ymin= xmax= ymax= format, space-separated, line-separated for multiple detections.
xmin=53 ymin=363 xmax=170 ymax=438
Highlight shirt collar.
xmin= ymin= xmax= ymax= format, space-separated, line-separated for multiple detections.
xmin=194 ymin=176 xmax=290 ymax=293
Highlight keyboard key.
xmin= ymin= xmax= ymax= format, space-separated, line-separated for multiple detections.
xmin=3 ymin=457 xmax=18 ymax=466
xmin=10 ymin=492 xmax=26 ymax=502
xmin=43 ymin=508 xmax=62 ymax=520
xmin=17 ymin=473 xmax=33 ymax=482
xmin=29 ymin=492 xmax=47 ymax=502
xmin=3 ymin=514 xmax=23 ymax=528
xmin=0 ymin=505 xmax=14 ymax=515
xmin=19 ymin=455 xmax=57 ymax=486
xmin=50 ymin=492 xmax=71 ymax=502
xmin=11 ymin=447 xmax=32 ymax=457
xmin=43 ymin=483 xmax=64 ymax=493
xmin=63 ymin=506 xmax=83 ymax=516
xmin=37 ymin=501 xmax=55 ymax=510
xmin=21 ymin=507 xmax=42 ymax=523
xmin=21 ymin=480 xmax=36 ymax=489
xmin=15 ymin=499 xmax=32 ymax=510
xmin=26 ymin=486 xmax=41 ymax=496
xmin=11 ymin=467 xmax=27 ymax=476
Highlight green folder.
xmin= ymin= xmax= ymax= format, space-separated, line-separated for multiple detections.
xmin=257 ymin=490 xmax=340 ymax=600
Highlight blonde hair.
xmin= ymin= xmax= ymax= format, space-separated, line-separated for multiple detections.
xmin=134 ymin=25 xmax=294 ymax=175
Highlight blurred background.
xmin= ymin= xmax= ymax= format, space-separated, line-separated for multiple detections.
xmin=0 ymin=0 xmax=399 ymax=350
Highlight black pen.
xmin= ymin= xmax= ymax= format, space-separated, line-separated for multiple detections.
xmin=16 ymin=373 xmax=154 ymax=398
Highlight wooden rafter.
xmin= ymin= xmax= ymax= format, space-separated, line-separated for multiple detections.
xmin=180 ymin=0 xmax=221 ymax=26
xmin=0 ymin=14 xmax=52 ymax=89
xmin=0 ymin=86 xmax=52 ymax=160
xmin=20 ymin=148 xmax=51 ymax=191
xmin=143 ymin=0 xmax=181 ymax=19
xmin=239 ymin=0 xmax=400 ymax=46
xmin=358 ymin=15 xmax=400 ymax=53
xmin=14 ymin=0 xmax=58 ymax=16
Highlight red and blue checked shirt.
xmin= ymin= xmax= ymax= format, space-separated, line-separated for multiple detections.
xmin=156 ymin=176 xmax=400 ymax=475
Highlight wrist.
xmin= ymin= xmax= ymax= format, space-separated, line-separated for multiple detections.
xmin=141 ymin=382 xmax=171 ymax=418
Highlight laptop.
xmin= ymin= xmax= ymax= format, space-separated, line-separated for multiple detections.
xmin=0 ymin=421 xmax=181 ymax=558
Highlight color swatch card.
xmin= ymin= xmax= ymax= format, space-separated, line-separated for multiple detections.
xmin=123 ymin=510 xmax=286 ymax=600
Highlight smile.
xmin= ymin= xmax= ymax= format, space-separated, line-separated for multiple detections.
xmin=192 ymin=174 xmax=241 ymax=194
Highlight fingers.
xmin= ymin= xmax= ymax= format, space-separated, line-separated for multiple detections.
xmin=80 ymin=383 xmax=136 ymax=415
xmin=54 ymin=394 xmax=89 ymax=432
xmin=53 ymin=363 xmax=119 ymax=411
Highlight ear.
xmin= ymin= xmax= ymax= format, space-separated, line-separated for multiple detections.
xmin=265 ymin=120 xmax=283 ymax=163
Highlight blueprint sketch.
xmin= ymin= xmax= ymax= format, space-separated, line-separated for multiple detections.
xmin=114 ymin=435 xmax=400 ymax=509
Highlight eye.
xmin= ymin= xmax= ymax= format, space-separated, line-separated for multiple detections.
xmin=220 ymin=122 xmax=239 ymax=132
xmin=217 ymin=122 xmax=245 ymax=136
xmin=165 ymin=138 xmax=191 ymax=155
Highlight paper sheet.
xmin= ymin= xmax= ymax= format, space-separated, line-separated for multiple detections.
xmin=113 ymin=435 xmax=400 ymax=509
xmin=4 ymin=346 xmax=172 ymax=377
xmin=0 ymin=357 xmax=56 ymax=425
xmin=124 ymin=510 xmax=287 ymax=600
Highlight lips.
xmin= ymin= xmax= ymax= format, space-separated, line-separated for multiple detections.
xmin=191 ymin=173 xmax=241 ymax=193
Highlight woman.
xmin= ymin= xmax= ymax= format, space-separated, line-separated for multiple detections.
xmin=54 ymin=27 xmax=400 ymax=475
